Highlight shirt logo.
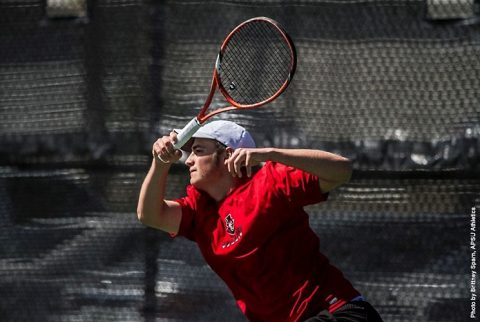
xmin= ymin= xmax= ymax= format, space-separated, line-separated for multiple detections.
xmin=225 ymin=214 xmax=235 ymax=235
xmin=221 ymin=214 xmax=243 ymax=249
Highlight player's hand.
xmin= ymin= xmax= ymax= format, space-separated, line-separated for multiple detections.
xmin=225 ymin=148 xmax=271 ymax=178
xmin=152 ymin=131 xmax=183 ymax=165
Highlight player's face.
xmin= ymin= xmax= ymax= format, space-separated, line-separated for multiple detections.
xmin=184 ymin=138 xmax=227 ymax=189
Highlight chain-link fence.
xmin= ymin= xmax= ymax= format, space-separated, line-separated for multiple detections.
xmin=1 ymin=0 xmax=479 ymax=321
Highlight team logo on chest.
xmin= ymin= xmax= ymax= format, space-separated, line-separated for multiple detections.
xmin=225 ymin=214 xmax=235 ymax=235
xmin=221 ymin=213 xmax=243 ymax=249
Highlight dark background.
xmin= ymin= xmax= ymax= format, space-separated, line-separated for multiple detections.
xmin=1 ymin=0 xmax=479 ymax=321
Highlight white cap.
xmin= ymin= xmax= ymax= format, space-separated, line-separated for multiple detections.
xmin=178 ymin=120 xmax=256 ymax=152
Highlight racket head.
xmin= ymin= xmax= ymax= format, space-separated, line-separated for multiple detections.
xmin=214 ymin=17 xmax=297 ymax=109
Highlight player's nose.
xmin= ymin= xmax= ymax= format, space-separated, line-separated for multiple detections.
xmin=185 ymin=153 xmax=194 ymax=166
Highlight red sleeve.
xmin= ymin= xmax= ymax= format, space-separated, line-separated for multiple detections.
xmin=171 ymin=185 xmax=198 ymax=241
xmin=266 ymin=161 xmax=328 ymax=207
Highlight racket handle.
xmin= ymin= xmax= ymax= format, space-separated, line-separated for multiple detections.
xmin=173 ymin=117 xmax=201 ymax=149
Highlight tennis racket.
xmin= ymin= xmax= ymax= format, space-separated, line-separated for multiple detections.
xmin=172 ymin=16 xmax=297 ymax=150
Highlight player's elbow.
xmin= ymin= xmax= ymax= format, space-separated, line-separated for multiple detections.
xmin=136 ymin=202 xmax=167 ymax=228
xmin=136 ymin=203 xmax=151 ymax=224
xmin=136 ymin=207 xmax=145 ymax=223
xmin=319 ymin=158 xmax=353 ymax=193
xmin=137 ymin=208 xmax=155 ymax=228
xmin=333 ymin=157 xmax=352 ymax=186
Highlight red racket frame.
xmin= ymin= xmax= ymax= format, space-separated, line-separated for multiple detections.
xmin=196 ymin=16 xmax=297 ymax=124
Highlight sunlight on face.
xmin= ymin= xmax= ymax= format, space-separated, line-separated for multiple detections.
xmin=184 ymin=138 xmax=226 ymax=190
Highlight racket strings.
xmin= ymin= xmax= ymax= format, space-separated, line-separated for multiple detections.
xmin=237 ymin=24 xmax=290 ymax=94
xmin=218 ymin=20 xmax=293 ymax=105
xmin=232 ymin=24 xmax=289 ymax=86
xmin=223 ymin=23 xmax=290 ymax=102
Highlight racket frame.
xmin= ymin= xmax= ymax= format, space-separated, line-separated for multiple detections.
xmin=173 ymin=17 xmax=296 ymax=150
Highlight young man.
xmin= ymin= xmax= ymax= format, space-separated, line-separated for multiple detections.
xmin=137 ymin=120 xmax=383 ymax=322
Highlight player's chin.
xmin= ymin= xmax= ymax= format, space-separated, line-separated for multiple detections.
xmin=190 ymin=180 xmax=206 ymax=191
xmin=190 ymin=177 xmax=209 ymax=191
xmin=189 ymin=174 xmax=200 ymax=186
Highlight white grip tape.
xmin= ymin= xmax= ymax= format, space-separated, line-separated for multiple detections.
xmin=173 ymin=117 xmax=201 ymax=149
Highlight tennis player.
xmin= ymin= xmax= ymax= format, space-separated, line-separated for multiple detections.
xmin=137 ymin=120 xmax=383 ymax=322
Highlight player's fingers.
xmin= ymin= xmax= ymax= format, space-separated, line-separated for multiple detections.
xmin=164 ymin=139 xmax=175 ymax=154
xmin=153 ymin=136 xmax=179 ymax=164
xmin=152 ymin=139 xmax=162 ymax=156
xmin=152 ymin=140 xmax=169 ymax=163
xmin=169 ymin=131 xmax=178 ymax=144
xmin=227 ymin=149 xmax=239 ymax=176
xmin=233 ymin=150 xmax=245 ymax=178
xmin=227 ymin=158 xmax=233 ymax=176
xmin=174 ymin=149 xmax=183 ymax=159
xmin=162 ymin=135 xmax=179 ymax=155
xmin=227 ymin=156 xmax=235 ymax=177
xmin=245 ymin=152 xmax=252 ymax=177
xmin=157 ymin=155 xmax=170 ymax=163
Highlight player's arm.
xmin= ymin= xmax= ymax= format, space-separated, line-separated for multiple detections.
xmin=226 ymin=148 xmax=352 ymax=192
xmin=136 ymin=133 xmax=183 ymax=233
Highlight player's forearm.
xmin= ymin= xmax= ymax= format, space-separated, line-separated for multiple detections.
xmin=137 ymin=159 xmax=171 ymax=225
xmin=266 ymin=148 xmax=352 ymax=184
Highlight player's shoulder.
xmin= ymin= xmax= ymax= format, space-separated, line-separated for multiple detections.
xmin=251 ymin=161 xmax=291 ymax=184
xmin=183 ymin=184 xmax=213 ymax=208
xmin=262 ymin=160 xmax=294 ymax=174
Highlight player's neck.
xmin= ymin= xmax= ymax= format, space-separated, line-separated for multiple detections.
xmin=205 ymin=175 xmax=241 ymax=203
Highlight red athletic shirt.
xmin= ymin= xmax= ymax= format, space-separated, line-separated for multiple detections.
xmin=174 ymin=161 xmax=360 ymax=322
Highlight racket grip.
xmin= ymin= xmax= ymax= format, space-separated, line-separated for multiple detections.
xmin=173 ymin=117 xmax=201 ymax=149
